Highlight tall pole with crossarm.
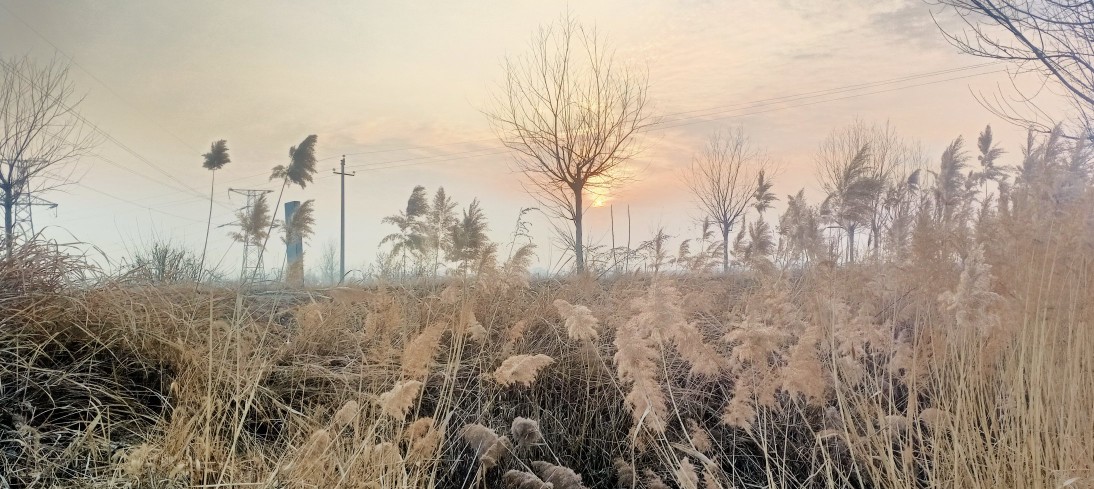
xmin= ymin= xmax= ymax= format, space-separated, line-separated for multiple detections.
xmin=333 ymin=155 xmax=354 ymax=283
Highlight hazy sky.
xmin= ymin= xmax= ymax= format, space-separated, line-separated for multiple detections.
xmin=0 ymin=0 xmax=1063 ymax=277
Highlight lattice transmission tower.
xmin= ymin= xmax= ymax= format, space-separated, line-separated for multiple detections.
xmin=1 ymin=159 xmax=58 ymax=247
xmin=228 ymin=188 xmax=273 ymax=283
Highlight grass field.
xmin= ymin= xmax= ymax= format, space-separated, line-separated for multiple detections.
xmin=2 ymin=180 xmax=1092 ymax=488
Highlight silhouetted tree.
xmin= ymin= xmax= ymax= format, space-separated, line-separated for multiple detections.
xmin=488 ymin=15 xmax=651 ymax=273
xmin=683 ymin=128 xmax=769 ymax=272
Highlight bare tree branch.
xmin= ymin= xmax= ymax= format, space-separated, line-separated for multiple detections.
xmin=487 ymin=15 xmax=652 ymax=272
xmin=932 ymin=0 xmax=1094 ymax=139
xmin=682 ymin=127 xmax=770 ymax=272
xmin=1 ymin=56 xmax=97 ymax=256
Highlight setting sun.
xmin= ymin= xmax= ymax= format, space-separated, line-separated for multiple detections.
xmin=1 ymin=2 xmax=1089 ymax=487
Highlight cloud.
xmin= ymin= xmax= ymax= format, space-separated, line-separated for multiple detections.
xmin=868 ymin=1 xmax=955 ymax=49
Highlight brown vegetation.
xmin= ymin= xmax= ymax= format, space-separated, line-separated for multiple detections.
xmin=1 ymin=125 xmax=1092 ymax=488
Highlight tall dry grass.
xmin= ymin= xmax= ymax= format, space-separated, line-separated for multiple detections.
xmin=2 ymin=177 xmax=1092 ymax=487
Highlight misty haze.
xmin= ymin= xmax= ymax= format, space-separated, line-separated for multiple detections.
xmin=1 ymin=1 xmax=1092 ymax=488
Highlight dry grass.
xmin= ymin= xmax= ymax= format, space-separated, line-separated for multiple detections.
xmin=2 ymin=191 xmax=1092 ymax=488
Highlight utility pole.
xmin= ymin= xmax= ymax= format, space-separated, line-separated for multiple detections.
xmin=333 ymin=155 xmax=355 ymax=283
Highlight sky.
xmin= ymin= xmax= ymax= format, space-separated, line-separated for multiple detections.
xmin=0 ymin=0 xmax=1070 ymax=278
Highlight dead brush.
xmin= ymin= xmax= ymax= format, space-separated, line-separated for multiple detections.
xmin=3 ymin=181 xmax=1093 ymax=489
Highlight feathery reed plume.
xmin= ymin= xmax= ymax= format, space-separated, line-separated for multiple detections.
xmin=503 ymin=469 xmax=554 ymax=489
xmin=781 ymin=319 xmax=827 ymax=403
xmin=460 ymin=423 xmax=511 ymax=470
xmin=613 ymin=458 xmax=636 ymax=488
xmin=669 ymin=319 xmax=726 ymax=377
xmin=687 ymin=419 xmax=713 ymax=453
xmin=675 ymin=457 xmax=700 ymax=489
xmin=532 ymin=460 xmax=587 ymax=489
xmin=613 ymin=322 xmax=668 ymax=433
xmin=404 ymin=417 xmax=441 ymax=463
xmin=467 ymin=313 xmax=488 ymax=342
xmin=938 ymin=244 xmax=1000 ymax=334
xmin=507 ymin=319 xmax=529 ymax=343
xmin=630 ymin=285 xmax=726 ymax=376
xmin=494 ymin=354 xmax=555 ymax=387
xmin=721 ymin=389 xmax=757 ymax=430
xmin=378 ymin=380 xmax=423 ymax=419
xmin=553 ymin=299 xmax=600 ymax=340
xmin=723 ymin=317 xmax=788 ymax=366
xmin=401 ymin=322 xmax=445 ymax=379
xmin=302 ymin=428 xmax=333 ymax=460
xmin=512 ymin=417 xmax=544 ymax=448
xmin=613 ymin=318 xmax=668 ymax=433
xmin=332 ymin=399 xmax=360 ymax=429
xmin=644 ymin=468 xmax=671 ymax=489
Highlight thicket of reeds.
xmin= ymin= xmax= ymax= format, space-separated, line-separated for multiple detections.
xmin=1 ymin=127 xmax=1091 ymax=488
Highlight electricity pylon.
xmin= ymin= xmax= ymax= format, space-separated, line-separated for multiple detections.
xmin=228 ymin=187 xmax=273 ymax=283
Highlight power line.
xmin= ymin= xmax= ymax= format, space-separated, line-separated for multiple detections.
xmin=219 ymin=145 xmax=508 ymax=187
xmin=167 ymin=64 xmax=1007 ymax=194
xmin=13 ymin=55 xmax=1004 ymax=223
xmin=0 ymin=2 xmax=205 ymax=156
xmin=86 ymin=154 xmax=235 ymax=209
xmin=0 ymin=58 xmax=220 ymax=208
xmin=653 ymin=68 xmax=1004 ymax=130
xmin=656 ymin=61 xmax=1002 ymax=119
xmin=71 ymin=182 xmax=209 ymax=223
xmin=305 ymin=61 xmax=1006 ymax=163
xmin=316 ymin=136 xmax=500 ymax=162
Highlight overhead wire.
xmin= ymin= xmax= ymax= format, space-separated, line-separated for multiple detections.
xmin=4 ymin=23 xmax=1004 ymax=221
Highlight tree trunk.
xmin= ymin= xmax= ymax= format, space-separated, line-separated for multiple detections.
xmin=3 ymin=189 xmax=13 ymax=258
xmin=847 ymin=225 xmax=856 ymax=264
xmin=433 ymin=235 xmax=440 ymax=279
xmin=722 ymin=225 xmax=731 ymax=273
xmin=574 ymin=189 xmax=585 ymax=273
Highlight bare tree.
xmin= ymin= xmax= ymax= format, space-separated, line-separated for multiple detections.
xmin=317 ymin=239 xmax=339 ymax=285
xmin=488 ymin=15 xmax=651 ymax=273
xmin=1 ymin=56 xmax=96 ymax=257
xmin=932 ymin=0 xmax=1094 ymax=138
xmin=683 ymin=128 xmax=769 ymax=272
